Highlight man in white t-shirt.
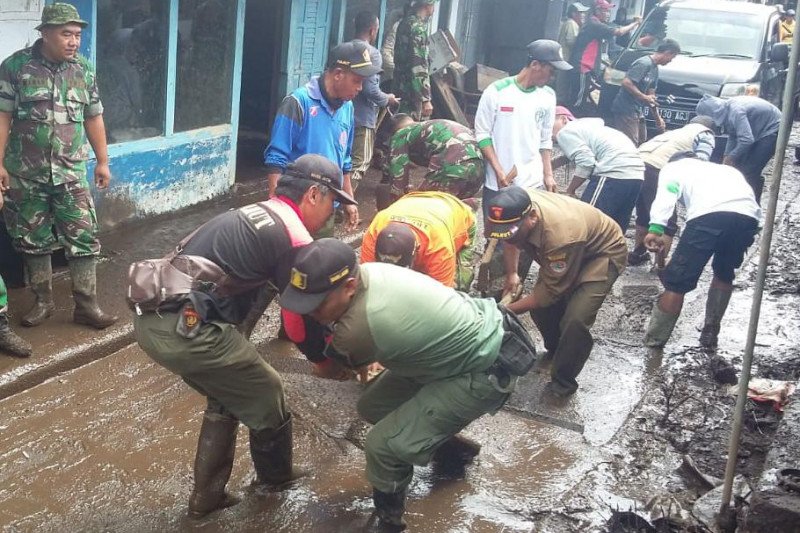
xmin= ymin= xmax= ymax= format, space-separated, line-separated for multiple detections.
xmin=643 ymin=153 xmax=761 ymax=350
xmin=474 ymin=39 xmax=572 ymax=221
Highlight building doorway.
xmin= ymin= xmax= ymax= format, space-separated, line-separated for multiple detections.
xmin=236 ymin=0 xmax=287 ymax=182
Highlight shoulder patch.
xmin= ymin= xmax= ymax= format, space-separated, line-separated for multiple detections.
xmin=666 ymin=181 xmax=680 ymax=194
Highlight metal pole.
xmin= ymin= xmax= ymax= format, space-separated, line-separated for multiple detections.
xmin=717 ymin=12 xmax=800 ymax=521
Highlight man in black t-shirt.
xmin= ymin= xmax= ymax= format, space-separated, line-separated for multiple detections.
xmin=611 ymin=39 xmax=680 ymax=144
xmin=132 ymin=155 xmax=356 ymax=518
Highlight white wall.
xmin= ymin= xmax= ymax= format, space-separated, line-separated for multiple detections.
xmin=0 ymin=0 xmax=45 ymax=63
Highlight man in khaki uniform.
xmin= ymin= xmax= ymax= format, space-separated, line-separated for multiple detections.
xmin=486 ymin=186 xmax=626 ymax=397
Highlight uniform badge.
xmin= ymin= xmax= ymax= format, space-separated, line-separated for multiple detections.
xmin=550 ymin=260 xmax=567 ymax=273
xmin=183 ymin=306 xmax=199 ymax=328
xmin=291 ymin=268 xmax=308 ymax=290
xmin=362 ymin=48 xmax=372 ymax=63
xmin=490 ymin=206 xmax=504 ymax=220
xmin=310 ymin=106 xmax=319 ymax=117
xmin=340 ymin=130 xmax=348 ymax=148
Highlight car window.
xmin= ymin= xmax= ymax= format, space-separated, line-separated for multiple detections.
xmin=631 ymin=6 xmax=765 ymax=59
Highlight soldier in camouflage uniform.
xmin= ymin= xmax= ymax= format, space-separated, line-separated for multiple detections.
xmin=381 ymin=114 xmax=484 ymax=207
xmin=394 ymin=0 xmax=437 ymax=120
xmin=0 ymin=3 xmax=117 ymax=330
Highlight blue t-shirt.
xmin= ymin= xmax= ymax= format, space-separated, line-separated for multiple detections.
xmin=264 ymin=76 xmax=354 ymax=181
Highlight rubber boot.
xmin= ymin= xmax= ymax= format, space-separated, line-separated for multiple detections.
xmin=21 ymin=254 xmax=54 ymax=327
xmin=69 ymin=256 xmax=118 ymax=329
xmin=372 ymin=488 xmax=407 ymax=531
xmin=699 ymin=287 xmax=732 ymax=349
xmin=644 ymin=305 xmax=680 ymax=348
xmin=249 ymin=414 xmax=307 ymax=488
xmin=0 ymin=314 xmax=32 ymax=358
xmin=187 ymin=413 xmax=241 ymax=518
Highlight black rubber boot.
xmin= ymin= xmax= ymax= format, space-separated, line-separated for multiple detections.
xmin=0 ymin=314 xmax=32 ymax=358
xmin=249 ymin=414 xmax=306 ymax=488
xmin=21 ymin=254 xmax=54 ymax=327
xmin=187 ymin=413 xmax=240 ymax=518
xmin=699 ymin=287 xmax=732 ymax=349
xmin=644 ymin=305 xmax=680 ymax=348
xmin=373 ymin=488 xmax=407 ymax=531
xmin=69 ymin=256 xmax=118 ymax=329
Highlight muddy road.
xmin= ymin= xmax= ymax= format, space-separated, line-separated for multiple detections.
xmin=2 ymin=142 xmax=800 ymax=532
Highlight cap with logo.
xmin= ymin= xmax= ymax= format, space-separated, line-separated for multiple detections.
xmin=281 ymin=239 xmax=358 ymax=315
xmin=526 ymin=40 xmax=572 ymax=71
xmin=484 ymin=186 xmax=534 ymax=240
xmin=282 ymin=154 xmax=357 ymax=205
xmin=375 ymin=222 xmax=417 ymax=267
xmin=328 ymin=41 xmax=382 ymax=77
xmin=36 ymin=3 xmax=88 ymax=30
xmin=593 ymin=0 xmax=615 ymax=11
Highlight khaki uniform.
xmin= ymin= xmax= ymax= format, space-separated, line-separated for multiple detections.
xmin=331 ymin=263 xmax=508 ymax=494
xmin=521 ymin=190 xmax=627 ymax=394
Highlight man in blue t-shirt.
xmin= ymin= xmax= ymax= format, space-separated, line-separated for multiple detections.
xmin=265 ymin=41 xmax=381 ymax=231
xmin=610 ymin=39 xmax=680 ymax=145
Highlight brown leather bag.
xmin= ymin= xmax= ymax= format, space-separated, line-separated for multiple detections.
xmin=126 ymin=226 xmax=228 ymax=314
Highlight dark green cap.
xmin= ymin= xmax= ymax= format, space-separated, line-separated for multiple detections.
xmin=36 ymin=3 xmax=88 ymax=31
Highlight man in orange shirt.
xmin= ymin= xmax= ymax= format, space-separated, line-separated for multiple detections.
xmin=361 ymin=191 xmax=477 ymax=290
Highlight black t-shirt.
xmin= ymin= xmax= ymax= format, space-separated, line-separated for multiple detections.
xmin=180 ymin=202 xmax=298 ymax=323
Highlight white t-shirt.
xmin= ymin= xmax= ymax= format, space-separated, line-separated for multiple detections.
xmin=651 ymin=158 xmax=761 ymax=230
xmin=474 ymin=77 xmax=555 ymax=191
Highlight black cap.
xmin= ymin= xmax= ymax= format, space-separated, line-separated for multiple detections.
xmin=328 ymin=41 xmax=382 ymax=77
xmin=281 ymin=239 xmax=358 ymax=315
xmin=527 ymin=39 xmax=573 ymax=71
xmin=375 ymin=222 xmax=417 ymax=267
xmin=485 ymin=186 xmax=533 ymax=240
xmin=283 ymin=154 xmax=357 ymax=205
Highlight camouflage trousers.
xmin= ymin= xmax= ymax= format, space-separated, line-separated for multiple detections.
xmin=0 ymin=274 xmax=7 ymax=313
xmin=455 ymin=220 xmax=478 ymax=291
xmin=2 ymin=176 xmax=100 ymax=257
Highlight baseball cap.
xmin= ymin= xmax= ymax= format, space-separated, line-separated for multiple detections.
xmin=328 ymin=41 xmax=382 ymax=77
xmin=527 ymin=40 xmax=573 ymax=71
xmin=375 ymin=222 xmax=417 ymax=267
xmin=282 ymin=154 xmax=357 ymax=205
xmin=281 ymin=239 xmax=358 ymax=315
xmin=485 ymin=186 xmax=534 ymax=240
xmin=36 ymin=3 xmax=88 ymax=30
xmin=569 ymin=2 xmax=590 ymax=13
xmin=594 ymin=0 xmax=615 ymax=10
xmin=556 ymin=106 xmax=576 ymax=121
xmin=789 ymin=9 xmax=796 ymax=16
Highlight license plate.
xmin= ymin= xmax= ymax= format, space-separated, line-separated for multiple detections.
xmin=643 ymin=107 xmax=690 ymax=123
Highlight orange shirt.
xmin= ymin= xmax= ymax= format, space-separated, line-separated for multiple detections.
xmin=360 ymin=192 xmax=476 ymax=287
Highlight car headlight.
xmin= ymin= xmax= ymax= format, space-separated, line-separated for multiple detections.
xmin=720 ymin=82 xmax=760 ymax=98
xmin=603 ymin=67 xmax=626 ymax=85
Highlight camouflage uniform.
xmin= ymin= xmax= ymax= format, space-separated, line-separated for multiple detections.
xmin=386 ymin=119 xmax=485 ymax=199
xmin=0 ymin=274 xmax=7 ymax=313
xmin=0 ymin=39 xmax=103 ymax=257
xmin=394 ymin=13 xmax=432 ymax=120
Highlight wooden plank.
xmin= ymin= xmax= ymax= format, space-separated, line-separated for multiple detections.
xmin=431 ymin=73 xmax=469 ymax=126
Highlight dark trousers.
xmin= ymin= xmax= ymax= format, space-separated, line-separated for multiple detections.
xmin=581 ymin=176 xmax=643 ymax=232
xmin=735 ymin=133 xmax=778 ymax=204
xmin=530 ymin=263 xmax=620 ymax=394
